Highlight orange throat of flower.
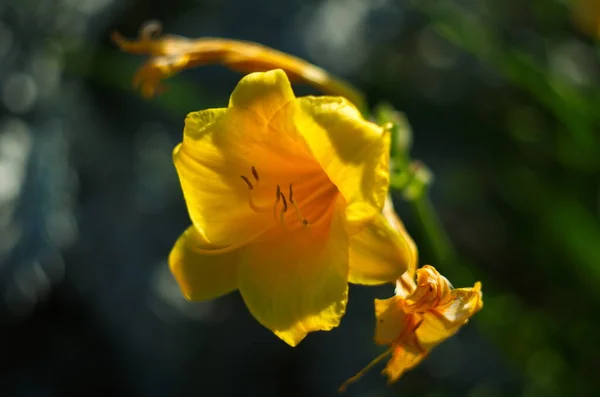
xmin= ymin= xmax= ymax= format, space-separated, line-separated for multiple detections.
xmin=238 ymin=165 xmax=339 ymax=236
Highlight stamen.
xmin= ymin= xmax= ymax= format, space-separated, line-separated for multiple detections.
xmin=247 ymin=191 xmax=272 ymax=213
xmin=280 ymin=207 xmax=287 ymax=228
xmin=338 ymin=349 xmax=393 ymax=393
xmin=240 ymin=175 xmax=253 ymax=190
xmin=279 ymin=192 xmax=289 ymax=229
xmin=273 ymin=185 xmax=282 ymax=220
xmin=243 ymin=167 xmax=274 ymax=213
xmin=289 ymin=183 xmax=309 ymax=227
xmin=242 ymin=170 xmax=317 ymax=229
xmin=251 ymin=166 xmax=260 ymax=181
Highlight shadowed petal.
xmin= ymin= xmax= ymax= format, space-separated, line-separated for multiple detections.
xmin=374 ymin=296 xmax=406 ymax=345
xmin=271 ymin=96 xmax=390 ymax=233
xmin=169 ymin=226 xmax=240 ymax=301
xmin=348 ymin=213 xmax=412 ymax=285
xmin=238 ymin=197 xmax=349 ymax=346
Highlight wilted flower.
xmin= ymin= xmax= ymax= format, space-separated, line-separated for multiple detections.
xmin=375 ymin=265 xmax=483 ymax=382
xmin=169 ymin=69 xmax=413 ymax=346
xmin=340 ymin=263 xmax=482 ymax=391
xmin=112 ymin=22 xmax=366 ymax=110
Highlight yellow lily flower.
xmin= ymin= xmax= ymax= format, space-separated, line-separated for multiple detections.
xmin=340 ymin=265 xmax=482 ymax=390
xmin=169 ymin=69 xmax=413 ymax=346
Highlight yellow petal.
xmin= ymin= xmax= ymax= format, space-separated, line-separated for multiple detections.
xmin=169 ymin=226 xmax=240 ymax=301
xmin=416 ymin=282 xmax=483 ymax=350
xmin=237 ymin=196 xmax=349 ymax=346
xmin=380 ymin=312 xmax=427 ymax=383
xmin=174 ymin=71 xmax=327 ymax=248
xmin=374 ymin=296 xmax=406 ymax=345
xmin=173 ymin=108 xmax=275 ymax=247
xmin=273 ymin=96 xmax=390 ymax=232
xmin=382 ymin=196 xmax=418 ymax=277
xmin=393 ymin=272 xmax=416 ymax=299
xmin=225 ymin=70 xmax=320 ymax=175
xmin=229 ymin=69 xmax=295 ymax=122
xmin=439 ymin=282 xmax=483 ymax=323
xmin=382 ymin=344 xmax=424 ymax=384
xmin=348 ymin=213 xmax=412 ymax=285
xmin=174 ymin=97 xmax=320 ymax=246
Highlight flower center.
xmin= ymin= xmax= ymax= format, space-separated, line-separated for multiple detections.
xmin=403 ymin=266 xmax=453 ymax=313
xmin=240 ymin=165 xmax=335 ymax=231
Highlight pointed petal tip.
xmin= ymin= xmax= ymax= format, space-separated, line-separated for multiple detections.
xmin=229 ymin=69 xmax=295 ymax=121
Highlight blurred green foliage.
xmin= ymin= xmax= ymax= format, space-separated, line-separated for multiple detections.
xmin=385 ymin=1 xmax=600 ymax=396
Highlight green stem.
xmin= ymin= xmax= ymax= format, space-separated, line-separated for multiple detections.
xmin=409 ymin=193 xmax=457 ymax=265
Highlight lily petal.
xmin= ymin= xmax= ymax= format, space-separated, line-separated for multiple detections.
xmin=237 ymin=197 xmax=349 ymax=346
xmin=348 ymin=213 xmax=412 ymax=285
xmin=173 ymin=108 xmax=274 ymax=247
xmin=229 ymin=69 xmax=295 ymax=122
xmin=274 ymin=96 xmax=390 ymax=232
xmin=374 ymin=296 xmax=406 ymax=345
xmin=382 ymin=196 xmax=418 ymax=277
xmin=175 ymin=71 xmax=327 ymax=247
xmin=169 ymin=226 xmax=240 ymax=301
xmin=416 ymin=282 xmax=483 ymax=350
xmin=383 ymin=344 xmax=423 ymax=384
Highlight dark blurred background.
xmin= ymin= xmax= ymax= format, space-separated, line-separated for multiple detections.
xmin=0 ymin=0 xmax=599 ymax=396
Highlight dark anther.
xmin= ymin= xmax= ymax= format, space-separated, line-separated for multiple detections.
xmin=240 ymin=175 xmax=253 ymax=190
xmin=251 ymin=166 xmax=259 ymax=181
xmin=302 ymin=219 xmax=308 ymax=226
xmin=289 ymin=183 xmax=294 ymax=203
xmin=281 ymin=194 xmax=288 ymax=212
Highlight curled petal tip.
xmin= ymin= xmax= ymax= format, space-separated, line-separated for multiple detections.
xmin=111 ymin=31 xmax=126 ymax=48
xmin=139 ymin=20 xmax=163 ymax=40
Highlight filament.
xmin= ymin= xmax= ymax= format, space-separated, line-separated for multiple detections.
xmin=280 ymin=193 xmax=288 ymax=212
xmin=338 ymin=349 xmax=392 ymax=393
xmin=288 ymin=183 xmax=309 ymax=227
xmin=241 ymin=171 xmax=271 ymax=213
xmin=273 ymin=185 xmax=282 ymax=220
xmin=279 ymin=192 xmax=288 ymax=228
xmin=247 ymin=190 xmax=272 ymax=213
